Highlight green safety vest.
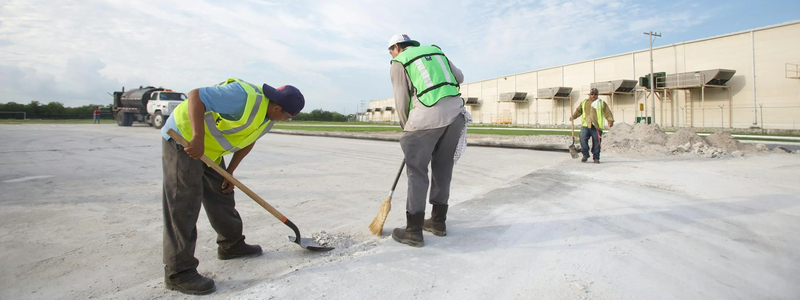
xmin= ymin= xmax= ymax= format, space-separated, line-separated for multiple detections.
xmin=391 ymin=45 xmax=460 ymax=110
xmin=173 ymin=78 xmax=273 ymax=164
xmin=580 ymin=99 xmax=606 ymax=130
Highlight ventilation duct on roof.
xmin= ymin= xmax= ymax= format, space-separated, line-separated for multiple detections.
xmin=664 ymin=69 xmax=736 ymax=87
xmin=464 ymin=97 xmax=481 ymax=105
xmin=537 ymin=87 xmax=572 ymax=98
xmin=498 ymin=92 xmax=528 ymax=101
xmin=591 ymin=80 xmax=638 ymax=94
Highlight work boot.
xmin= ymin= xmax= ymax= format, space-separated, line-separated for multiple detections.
xmin=392 ymin=212 xmax=425 ymax=247
xmin=423 ymin=204 xmax=448 ymax=236
xmin=593 ymin=159 xmax=600 ymax=164
xmin=165 ymin=271 xmax=216 ymax=295
xmin=581 ymin=156 xmax=588 ymax=163
xmin=218 ymin=239 xmax=263 ymax=260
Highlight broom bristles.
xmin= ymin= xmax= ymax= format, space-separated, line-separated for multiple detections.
xmin=368 ymin=196 xmax=392 ymax=236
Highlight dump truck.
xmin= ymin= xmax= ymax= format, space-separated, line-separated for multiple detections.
xmin=111 ymin=86 xmax=186 ymax=129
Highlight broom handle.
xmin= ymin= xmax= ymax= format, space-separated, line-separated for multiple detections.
xmin=389 ymin=159 xmax=406 ymax=196
xmin=166 ymin=129 xmax=288 ymax=222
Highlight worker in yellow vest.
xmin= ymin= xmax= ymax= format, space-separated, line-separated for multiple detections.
xmin=570 ymin=88 xmax=614 ymax=163
xmin=387 ymin=33 xmax=466 ymax=247
xmin=159 ymin=78 xmax=304 ymax=295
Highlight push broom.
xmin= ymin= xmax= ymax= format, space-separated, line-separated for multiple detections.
xmin=368 ymin=159 xmax=405 ymax=236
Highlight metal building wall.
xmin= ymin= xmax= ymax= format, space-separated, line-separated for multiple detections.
xmin=369 ymin=21 xmax=800 ymax=129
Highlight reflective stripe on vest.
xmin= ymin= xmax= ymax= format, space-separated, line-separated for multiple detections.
xmin=580 ymin=99 xmax=605 ymax=130
xmin=173 ymin=78 xmax=272 ymax=163
xmin=391 ymin=45 xmax=460 ymax=109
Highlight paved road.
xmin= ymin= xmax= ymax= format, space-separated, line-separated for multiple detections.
xmin=1 ymin=124 xmax=798 ymax=300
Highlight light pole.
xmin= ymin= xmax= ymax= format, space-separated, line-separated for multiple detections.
xmin=645 ymin=31 xmax=661 ymax=124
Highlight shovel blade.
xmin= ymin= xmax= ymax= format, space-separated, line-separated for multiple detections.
xmin=289 ymin=236 xmax=335 ymax=251
xmin=568 ymin=145 xmax=579 ymax=159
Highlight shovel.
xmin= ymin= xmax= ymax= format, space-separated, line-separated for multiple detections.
xmin=569 ymin=122 xmax=579 ymax=159
xmin=167 ymin=129 xmax=333 ymax=252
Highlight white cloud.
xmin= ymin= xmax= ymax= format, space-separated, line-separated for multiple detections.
xmin=0 ymin=0 xmax=786 ymax=111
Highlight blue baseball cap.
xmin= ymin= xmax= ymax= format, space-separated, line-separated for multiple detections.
xmin=262 ymin=83 xmax=305 ymax=116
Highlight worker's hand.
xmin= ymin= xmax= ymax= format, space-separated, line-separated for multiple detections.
xmin=608 ymin=121 xmax=614 ymax=128
xmin=184 ymin=138 xmax=205 ymax=160
xmin=221 ymin=179 xmax=235 ymax=194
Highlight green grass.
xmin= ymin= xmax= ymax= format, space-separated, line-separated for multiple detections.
xmin=274 ymin=125 xmax=402 ymax=132
xmin=466 ymin=129 xmax=567 ymax=136
xmin=734 ymin=137 xmax=800 ymax=143
xmin=0 ymin=119 xmax=102 ymax=124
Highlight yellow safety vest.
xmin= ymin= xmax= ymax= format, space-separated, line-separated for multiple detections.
xmin=173 ymin=78 xmax=273 ymax=164
xmin=580 ymin=99 xmax=605 ymax=130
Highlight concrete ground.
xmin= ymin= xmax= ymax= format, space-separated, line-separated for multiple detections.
xmin=1 ymin=124 xmax=798 ymax=300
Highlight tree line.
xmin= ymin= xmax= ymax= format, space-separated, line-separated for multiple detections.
xmin=291 ymin=109 xmax=348 ymax=122
xmin=0 ymin=101 xmax=351 ymax=122
xmin=0 ymin=101 xmax=111 ymax=119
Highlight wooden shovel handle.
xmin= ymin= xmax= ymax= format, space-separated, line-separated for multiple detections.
xmin=166 ymin=129 xmax=288 ymax=222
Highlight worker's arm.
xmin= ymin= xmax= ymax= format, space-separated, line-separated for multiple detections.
xmin=603 ymin=102 xmax=615 ymax=127
xmin=390 ymin=62 xmax=411 ymax=129
xmin=184 ymin=88 xmax=206 ymax=159
xmin=220 ymin=142 xmax=255 ymax=194
xmin=449 ymin=59 xmax=464 ymax=84
xmin=569 ymin=103 xmax=582 ymax=121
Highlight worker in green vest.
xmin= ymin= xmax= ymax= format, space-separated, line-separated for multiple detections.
xmin=570 ymin=88 xmax=614 ymax=163
xmin=160 ymin=78 xmax=304 ymax=295
xmin=387 ymin=33 xmax=466 ymax=247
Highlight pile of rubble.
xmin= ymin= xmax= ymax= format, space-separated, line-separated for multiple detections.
xmin=603 ymin=122 xmax=795 ymax=158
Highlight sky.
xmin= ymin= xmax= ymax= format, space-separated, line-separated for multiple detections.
xmin=0 ymin=0 xmax=798 ymax=114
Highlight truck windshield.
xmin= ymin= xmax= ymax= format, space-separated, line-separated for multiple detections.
xmin=160 ymin=93 xmax=187 ymax=101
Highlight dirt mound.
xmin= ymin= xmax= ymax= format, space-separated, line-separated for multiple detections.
xmin=633 ymin=123 xmax=669 ymax=145
xmin=705 ymin=131 xmax=757 ymax=152
xmin=603 ymin=123 xmax=669 ymax=156
xmin=667 ymin=128 xmax=707 ymax=148
xmin=602 ymin=122 xmax=773 ymax=158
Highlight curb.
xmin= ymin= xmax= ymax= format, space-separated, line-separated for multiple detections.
xmin=271 ymin=129 xmax=570 ymax=153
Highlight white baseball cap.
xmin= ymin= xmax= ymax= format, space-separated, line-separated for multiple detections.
xmin=387 ymin=33 xmax=420 ymax=49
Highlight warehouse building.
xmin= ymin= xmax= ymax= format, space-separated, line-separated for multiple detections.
xmin=366 ymin=21 xmax=800 ymax=130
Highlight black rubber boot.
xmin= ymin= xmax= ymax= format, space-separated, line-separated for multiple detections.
xmin=392 ymin=212 xmax=425 ymax=247
xmin=423 ymin=204 xmax=448 ymax=236
xmin=165 ymin=271 xmax=216 ymax=295
xmin=218 ymin=239 xmax=263 ymax=260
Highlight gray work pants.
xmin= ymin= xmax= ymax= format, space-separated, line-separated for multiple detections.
xmin=162 ymin=139 xmax=246 ymax=280
xmin=400 ymin=114 xmax=465 ymax=214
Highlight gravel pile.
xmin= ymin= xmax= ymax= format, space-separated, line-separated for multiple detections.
xmin=603 ymin=123 xmax=779 ymax=158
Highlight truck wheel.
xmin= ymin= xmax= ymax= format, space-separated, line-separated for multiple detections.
xmin=123 ymin=113 xmax=134 ymax=126
xmin=116 ymin=112 xmax=125 ymax=126
xmin=153 ymin=112 xmax=165 ymax=129
xmin=117 ymin=112 xmax=133 ymax=126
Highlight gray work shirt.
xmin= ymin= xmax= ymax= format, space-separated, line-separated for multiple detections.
xmin=390 ymin=55 xmax=465 ymax=131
